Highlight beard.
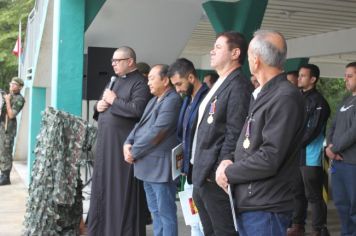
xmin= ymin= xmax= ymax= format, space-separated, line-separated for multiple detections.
xmin=186 ymin=83 xmax=194 ymax=97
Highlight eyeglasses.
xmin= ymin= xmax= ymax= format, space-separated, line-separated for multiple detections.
xmin=111 ymin=58 xmax=130 ymax=64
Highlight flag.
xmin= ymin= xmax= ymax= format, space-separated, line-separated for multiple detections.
xmin=12 ymin=37 xmax=22 ymax=57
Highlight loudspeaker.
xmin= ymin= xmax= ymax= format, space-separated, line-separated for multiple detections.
xmin=84 ymin=47 xmax=116 ymax=100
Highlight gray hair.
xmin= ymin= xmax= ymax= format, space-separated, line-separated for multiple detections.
xmin=116 ymin=46 xmax=136 ymax=62
xmin=250 ymin=30 xmax=287 ymax=69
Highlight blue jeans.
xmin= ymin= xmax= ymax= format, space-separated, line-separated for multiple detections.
xmin=331 ymin=161 xmax=356 ymax=236
xmin=143 ymin=181 xmax=178 ymax=236
xmin=237 ymin=211 xmax=292 ymax=236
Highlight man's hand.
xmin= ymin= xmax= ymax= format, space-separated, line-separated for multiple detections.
xmin=215 ymin=160 xmax=233 ymax=193
xmin=103 ymin=89 xmax=117 ymax=105
xmin=123 ymin=144 xmax=134 ymax=164
xmin=97 ymin=100 xmax=109 ymax=112
xmin=4 ymin=94 xmax=11 ymax=103
xmin=326 ymin=144 xmax=343 ymax=161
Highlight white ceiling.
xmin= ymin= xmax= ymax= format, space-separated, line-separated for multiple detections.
xmin=85 ymin=0 xmax=356 ymax=77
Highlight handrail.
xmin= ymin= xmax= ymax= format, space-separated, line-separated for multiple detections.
xmin=20 ymin=0 xmax=48 ymax=82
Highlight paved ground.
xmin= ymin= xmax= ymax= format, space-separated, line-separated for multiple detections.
xmin=0 ymin=163 xmax=341 ymax=236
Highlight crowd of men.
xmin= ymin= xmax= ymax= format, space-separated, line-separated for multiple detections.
xmin=87 ymin=29 xmax=356 ymax=236
xmin=1 ymin=28 xmax=354 ymax=236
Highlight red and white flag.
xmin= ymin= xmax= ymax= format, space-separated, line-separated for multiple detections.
xmin=12 ymin=37 xmax=22 ymax=57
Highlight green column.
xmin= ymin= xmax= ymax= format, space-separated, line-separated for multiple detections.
xmin=27 ymin=87 xmax=46 ymax=181
xmin=51 ymin=0 xmax=85 ymax=116
xmin=284 ymin=57 xmax=309 ymax=72
xmin=196 ymin=69 xmax=216 ymax=81
xmin=203 ymin=0 xmax=268 ymax=75
xmin=85 ymin=0 xmax=106 ymax=30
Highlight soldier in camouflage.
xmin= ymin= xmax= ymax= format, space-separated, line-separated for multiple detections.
xmin=0 ymin=77 xmax=25 ymax=186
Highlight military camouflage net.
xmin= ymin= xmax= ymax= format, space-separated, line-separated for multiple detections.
xmin=23 ymin=107 xmax=97 ymax=236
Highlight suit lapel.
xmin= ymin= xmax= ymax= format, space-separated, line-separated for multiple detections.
xmin=138 ymin=97 xmax=157 ymax=126
xmin=201 ymin=68 xmax=241 ymax=116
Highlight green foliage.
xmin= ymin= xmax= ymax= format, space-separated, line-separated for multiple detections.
xmin=317 ymin=77 xmax=350 ymax=130
xmin=0 ymin=0 xmax=34 ymax=90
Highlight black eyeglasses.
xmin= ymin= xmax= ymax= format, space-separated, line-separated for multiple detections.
xmin=111 ymin=58 xmax=130 ymax=64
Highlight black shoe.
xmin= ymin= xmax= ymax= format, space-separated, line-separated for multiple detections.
xmin=0 ymin=172 xmax=11 ymax=186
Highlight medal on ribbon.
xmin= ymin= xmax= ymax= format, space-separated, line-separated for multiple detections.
xmin=207 ymin=97 xmax=217 ymax=124
xmin=243 ymin=114 xmax=253 ymax=149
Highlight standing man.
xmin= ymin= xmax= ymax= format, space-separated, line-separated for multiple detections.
xmin=168 ymin=58 xmax=209 ymax=236
xmin=88 ymin=46 xmax=151 ymax=236
xmin=0 ymin=77 xmax=25 ymax=186
xmin=326 ymin=62 xmax=356 ymax=235
xmin=288 ymin=64 xmax=330 ymax=236
xmin=216 ymin=30 xmax=306 ymax=236
xmin=287 ymin=70 xmax=299 ymax=87
xmin=203 ymin=72 xmax=219 ymax=88
xmin=124 ymin=64 xmax=182 ymax=236
xmin=192 ymin=31 xmax=254 ymax=236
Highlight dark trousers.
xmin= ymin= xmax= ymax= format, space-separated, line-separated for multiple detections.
xmin=291 ymin=166 xmax=327 ymax=230
xmin=193 ymin=181 xmax=236 ymax=236
xmin=331 ymin=161 xmax=356 ymax=235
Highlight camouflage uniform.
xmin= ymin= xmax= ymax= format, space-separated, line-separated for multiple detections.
xmin=0 ymin=92 xmax=25 ymax=172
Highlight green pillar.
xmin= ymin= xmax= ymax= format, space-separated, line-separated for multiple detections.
xmin=51 ymin=0 xmax=85 ymax=116
xmin=284 ymin=57 xmax=310 ymax=72
xmin=28 ymin=87 xmax=46 ymax=181
xmin=203 ymin=0 xmax=268 ymax=75
xmin=85 ymin=0 xmax=106 ymax=30
xmin=196 ymin=69 xmax=216 ymax=81
xmin=203 ymin=0 xmax=268 ymax=41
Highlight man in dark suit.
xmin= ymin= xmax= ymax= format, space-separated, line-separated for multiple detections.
xmin=124 ymin=64 xmax=182 ymax=236
xmin=191 ymin=31 xmax=254 ymax=236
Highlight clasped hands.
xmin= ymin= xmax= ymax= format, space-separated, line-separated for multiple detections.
xmin=123 ymin=144 xmax=135 ymax=164
xmin=215 ymin=160 xmax=233 ymax=193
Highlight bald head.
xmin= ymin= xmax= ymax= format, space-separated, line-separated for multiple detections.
xmin=249 ymin=30 xmax=287 ymax=69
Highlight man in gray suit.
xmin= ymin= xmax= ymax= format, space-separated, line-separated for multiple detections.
xmin=124 ymin=64 xmax=182 ymax=236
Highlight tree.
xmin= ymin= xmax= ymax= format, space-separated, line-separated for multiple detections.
xmin=0 ymin=0 xmax=34 ymax=91
xmin=317 ymin=77 xmax=349 ymax=131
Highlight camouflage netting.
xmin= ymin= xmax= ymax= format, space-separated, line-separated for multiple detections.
xmin=23 ymin=107 xmax=97 ymax=236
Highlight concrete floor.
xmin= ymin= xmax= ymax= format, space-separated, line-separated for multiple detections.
xmin=0 ymin=165 xmax=27 ymax=236
xmin=0 ymin=163 xmax=342 ymax=236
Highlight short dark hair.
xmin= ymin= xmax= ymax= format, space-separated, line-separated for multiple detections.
xmin=117 ymin=46 xmax=136 ymax=62
xmin=205 ymin=72 xmax=219 ymax=84
xmin=153 ymin=64 xmax=172 ymax=87
xmin=287 ymin=70 xmax=298 ymax=77
xmin=299 ymin=64 xmax=320 ymax=82
xmin=346 ymin=61 xmax=356 ymax=69
xmin=167 ymin=58 xmax=197 ymax=78
xmin=217 ymin=31 xmax=247 ymax=64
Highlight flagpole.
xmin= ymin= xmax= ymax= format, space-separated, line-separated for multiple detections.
xmin=18 ymin=19 xmax=21 ymax=78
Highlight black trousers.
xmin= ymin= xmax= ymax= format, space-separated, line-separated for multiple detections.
xmin=193 ymin=181 xmax=236 ymax=236
xmin=291 ymin=166 xmax=327 ymax=230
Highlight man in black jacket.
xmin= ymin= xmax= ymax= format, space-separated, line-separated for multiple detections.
xmin=216 ymin=30 xmax=306 ymax=236
xmin=192 ymin=31 xmax=253 ymax=236
xmin=288 ymin=64 xmax=330 ymax=236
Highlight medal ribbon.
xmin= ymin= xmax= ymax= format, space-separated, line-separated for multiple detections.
xmin=245 ymin=113 xmax=253 ymax=138
xmin=209 ymin=97 xmax=217 ymax=115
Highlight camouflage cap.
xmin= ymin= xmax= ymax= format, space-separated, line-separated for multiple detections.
xmin=11 ymin=77 xmax=24 ymax=87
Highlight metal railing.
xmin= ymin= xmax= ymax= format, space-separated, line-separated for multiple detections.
xmin=20 ymin=0 xmax=49 ymax=82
